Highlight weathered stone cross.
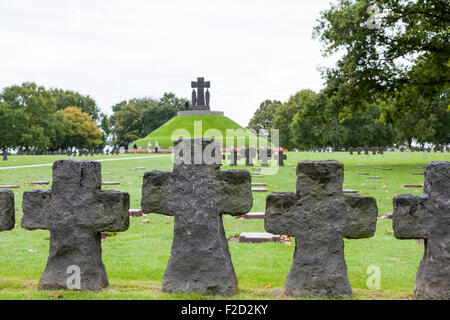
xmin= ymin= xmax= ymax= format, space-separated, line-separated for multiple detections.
xmin=265 ymin=160 xmax=378 ymax=297
xmin=240 ymin=147 xmax=256 ymax=166
xmin=141 ymin=138 xmax=252 ymax=295
xmin=258 ymin=148 xmax=272 ymax=167
xmin=227 ymin=148 xmax=239 ymax=166
xmin=0 ymin=189 xmax=15 ymax=232
xmin=274 ymin=150 xmax=287 ymax=166
xmin=22 ymin=159 xmax=130 ymax=290
xmin=393 ymin=161 xmax=449 ymax=300
xmin=191 ymin=77 xmax=210 ymax=106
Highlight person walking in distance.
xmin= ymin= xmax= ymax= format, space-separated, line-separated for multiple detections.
xmin=147 ymin=141 xmax=152 ymax=153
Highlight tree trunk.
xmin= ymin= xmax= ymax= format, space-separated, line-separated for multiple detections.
xmin=2 ymin=148 xmax=8 ymax=161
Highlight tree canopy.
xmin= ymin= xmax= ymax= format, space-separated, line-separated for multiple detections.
xmin=247 ymin=1 xmax=449 ymax=150
xmin=55 ymin=107 xmax=104 ymax=150
xmin=110 ymin=93 xmax=187 ymax=146
xmin=313 ymin=0 xmax=449 ymax=146
xmin=0 ymin=82 xmax=106 ymax=158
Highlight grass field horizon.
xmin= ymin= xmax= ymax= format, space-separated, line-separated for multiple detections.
xmin=0 ymin=151 xmax=448 ymax=300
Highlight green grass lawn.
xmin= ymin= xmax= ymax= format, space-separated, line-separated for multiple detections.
xmin=0 ymin=151 xmax=448 ymax=300
xmin=134 ymin=115 xmax=270 ymax=149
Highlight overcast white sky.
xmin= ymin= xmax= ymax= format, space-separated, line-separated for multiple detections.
xmin=0 ymin=0 xmax=337 ymax=127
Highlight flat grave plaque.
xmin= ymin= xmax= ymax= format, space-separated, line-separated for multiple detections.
xmin=238 ymin=232 xmax=281 ymax=243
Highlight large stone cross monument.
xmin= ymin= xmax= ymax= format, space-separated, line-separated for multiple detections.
xmin=191 ymin=77 xmax=211 ymax=110
xmin=393 ymin=161 xmax=449 ymax=300
xmin=179 ymin=77 xmax=223 ymax=116
xmin=141 ymin=138 xmax=252 ymax=295
xmin=265 ymin=160 xmax=378 ymax=297
xmin=21 ymin=159 xmax=130 ymax=290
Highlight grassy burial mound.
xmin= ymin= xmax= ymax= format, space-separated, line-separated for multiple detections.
xmin=134 ymin=115 xmax=271 ymax=149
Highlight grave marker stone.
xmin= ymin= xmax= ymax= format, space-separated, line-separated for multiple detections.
xmin=393 ymin=161 xmax=449 ymax=299
xmin=258 ymin=148 xmax=271 ymax=166
xmin=241 ymin=148 xmax=256 ymax=166
xmin=239 ymin=232 xmax=280 ymax=243
xmin=363 ymin=146 xmax=369 ymax=155
xmin=0 ymin=189 xmax=15 ymax=232
xmin=243 ymin=212 xmax=265 ymax=219
xmin=141 ymin=138 xmax=252 ymax=295
xmin=274 ymin=150 xmax=287 ymax=166
xmin=22 ymin=159 xmax=130 ymax=290
xmin=227 ymin=149 xmax=239 ymax=166
xmin=30 ymin=181 xmax=49 ymax=185
xmin=265 ymin=160 xmax=378 ymax=297
xmin=129 ymin=209 xmax=143 ymax=217
xmin=251 ymin=188 xmax=268 ymax=192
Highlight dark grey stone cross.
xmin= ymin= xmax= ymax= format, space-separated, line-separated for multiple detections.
xmin=393 ymin=161 xmax=449 ymax=300
xmin=141 ymin=138 xmax=252 ymax=295
xmin=274 ymin=150 xmax=287 ymax=166
xmin=0 ymin=189 xmax=15 ymax=232
xmin=240 ymin=148 xmax=256 ymax=166
xmin=21 ymin=159 xmax=130 ymax=291
xmin=227 ymin=148 xmax=239 ymax=166
xmin=265 ymin=160 xmax=378 ymax=297
xmin=191 ymin=77 xmax=210 ymax=106
xmin=258 ymin=148 xmax=272 ymax=166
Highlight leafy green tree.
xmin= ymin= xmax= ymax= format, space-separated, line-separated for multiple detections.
xmin=381 ymin=86 xmax=450 ymax=147
xmin=141 ymin=93 xmax=186 ymax=135
xmin=247 ymin=100 xmax=282 ymax=133
xmin=0 ymin=82 xmax=57 ymax=159
xmin=339 ymin=104 xmax=398 ymax=148
xmin=110 ymin=99 xmax=148 ymax=145
xmin=314 ymin=0 xmax=449 ymax=147
xmin=314 ymin=0 xmax=449 ymax=108
xmin=291 ymin=91 xmax=397 ymax=149
xmin=51 ymin=88 xmax=100 ymax=121
xmin=110 ymin=93 xmax=186 ymax=146
xmin=56 ymin=107 xmax=103 ymax=150
xmin=272 ymin=90 xmax=316 ymax=149
xmin=0 ymin=101 xmax=18 ymax=160
xmin=98 ymin=112 xmax=112 ymax=146
xmin=291 ymin=92 xmax=330 ymax=149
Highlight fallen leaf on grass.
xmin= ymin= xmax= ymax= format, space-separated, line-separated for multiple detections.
xmin=48 ymin=293 xmax=64 ymax=299
xmin=27 ymin=249 xmax=38 ymax=253
xmin=280 ymin=235 xmax=292 ymax=245
xmin=265 ymin=284 xmax=273 ymax=289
